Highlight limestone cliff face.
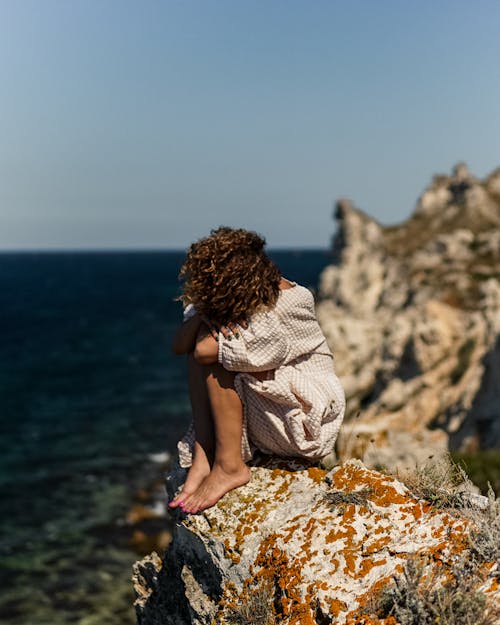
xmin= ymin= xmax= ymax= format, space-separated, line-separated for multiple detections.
xmin=317 ymin=164 xmax=500 ymax=470
xmin=132 ymin=461 xmax=499 ymax=625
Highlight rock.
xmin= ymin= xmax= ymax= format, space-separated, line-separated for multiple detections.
xmin=132 ymin=461 xmax=499 ymax=625
xmin=317 ymin=164 xmax=500 ymax=471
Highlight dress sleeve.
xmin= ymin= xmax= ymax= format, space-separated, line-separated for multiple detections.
xmin=218 ymin=310 xmax=288 ymax=372
xmin=183 ymin=303 xmax=197 ymax=321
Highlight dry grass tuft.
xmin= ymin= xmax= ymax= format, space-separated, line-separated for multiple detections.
xmin=225 ymin=580 xmax=275 ymax=625
xmin=396 ymin=455 xmax=499 ymax=568
xmin=464 ymin=483 xmax=500 ymax=568
xmin=397 ymin=454 xmax=476 ymax=510
xmin=368 ymin=556 xmax=499 ymax=625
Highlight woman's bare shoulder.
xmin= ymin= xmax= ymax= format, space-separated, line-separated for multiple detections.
xmin=279 ymin=277 xmax=297 ymax=290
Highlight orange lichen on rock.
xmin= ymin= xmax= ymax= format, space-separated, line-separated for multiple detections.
xmin=483 ymin=575 xmax=498 ymax=595
xmin=431 ymin=524 xmax=445 ymax=539
xmin=331 ymin=463 xmax=409 ymax=507
xmin=329 ymin=598 xmax=347 ymax=616
xmin=342 ymin=549 xmax=357 ymax=576
xmin=307 ymin=466 xmax=326 ymax=484
xmin=325 ymin=524 xmax=356 ymax=544
xmin=330 ymin=557 xmax=340 ymax=572
xmin=282 ymin=522 xmax=301 ymax=543
xmin=270 ymin=467 xmax=295 ymax=481
xmin=364 ymin=535 xmax=391 ymax=555
xmin=359 ymin=557 xmax=388 ymax=576
xmin=253 ymin=500 xmax=264 ymax=513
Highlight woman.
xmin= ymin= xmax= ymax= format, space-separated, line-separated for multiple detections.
xmin=169 ymin=227 xmax=345 ymax=513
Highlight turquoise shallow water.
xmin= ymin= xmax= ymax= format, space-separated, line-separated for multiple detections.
xmin=0 ymin=249 xmax=331 ymax=624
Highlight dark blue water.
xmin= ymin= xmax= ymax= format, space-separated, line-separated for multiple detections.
xmin=0 ymin=250 xmax=330 ymax=624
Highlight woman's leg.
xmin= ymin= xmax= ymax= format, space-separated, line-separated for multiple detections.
xmin=181 ymin=362 xmax=250 ymax=514
xmin=169 ymin=353 xmax=215 ymax=507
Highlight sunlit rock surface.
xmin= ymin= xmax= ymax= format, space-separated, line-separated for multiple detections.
xmin=132 ymin=461 xmax=498 ymax=625
xmin=316 ymin=164 xmax=500 ymax=470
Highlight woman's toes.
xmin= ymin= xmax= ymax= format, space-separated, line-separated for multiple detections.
xmin=168 ymin=491 xmax=188 ymax=508
xmin=182 ymin=495 xmax=194 ymax=512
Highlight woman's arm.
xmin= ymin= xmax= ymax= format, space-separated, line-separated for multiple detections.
xmin=172 ymin=312 xmax=223 ymax=363
xmin=171 ymin=313 xmax=204 ymax=355
xmin=193 ymin=325 xmax=219 ymax=364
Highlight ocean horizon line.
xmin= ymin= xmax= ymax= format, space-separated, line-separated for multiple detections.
xmin=0 ymin=246 xmax=331 ymax=254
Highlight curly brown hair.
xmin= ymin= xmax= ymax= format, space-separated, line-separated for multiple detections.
xmin=179 ymin=227 xmax=281 ymax=325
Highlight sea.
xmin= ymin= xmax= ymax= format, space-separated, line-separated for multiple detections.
xmin=0 ymin=249 xmax=331 ymax=625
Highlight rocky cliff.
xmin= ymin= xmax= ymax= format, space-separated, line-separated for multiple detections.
xmin=316 ymin=164 xmax=500 ymax=471
xmin=133 ymin=460 xmax=499 ymax=624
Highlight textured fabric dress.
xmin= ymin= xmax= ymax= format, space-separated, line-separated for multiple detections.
xmin=177 ymin=283 xmax=346 ymax=467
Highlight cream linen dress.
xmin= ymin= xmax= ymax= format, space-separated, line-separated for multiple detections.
xmin=177 ymin=283 xmax=345 ymax=467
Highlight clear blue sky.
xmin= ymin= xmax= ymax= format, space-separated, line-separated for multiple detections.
xmin=1 ymin=0 xmax=499 ymax=250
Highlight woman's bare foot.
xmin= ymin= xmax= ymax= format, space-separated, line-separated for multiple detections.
xmin=181 ymin=462 xmax=250 ymax=514
xmin=169 ymin=446 xmax=211 ymax=508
